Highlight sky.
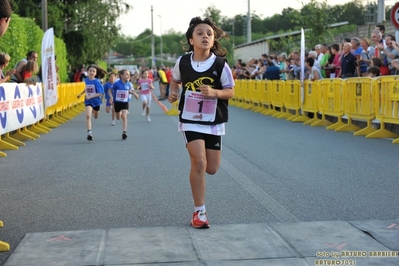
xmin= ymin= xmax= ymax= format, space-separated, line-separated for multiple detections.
xmin=118 ymin=0 xmax=361 ymax=37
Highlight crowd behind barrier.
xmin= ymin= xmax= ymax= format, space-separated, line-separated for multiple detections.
xmin=0 ymin=82 xmax=85 ymax=157
xmin=230 ymin=77 xmax=399 ymax=144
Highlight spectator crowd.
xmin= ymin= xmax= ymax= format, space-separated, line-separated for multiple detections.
xmin=232 ymin=25 xmax=399 ymax=81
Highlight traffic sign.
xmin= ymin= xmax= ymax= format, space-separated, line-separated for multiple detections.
xmin=390 ymin=2 xmax=399 ymax=29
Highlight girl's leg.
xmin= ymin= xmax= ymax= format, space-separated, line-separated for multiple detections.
xmin=93 ymin=110 xmax=100 ymax=119
xmin=121 ymin=109 xmax=128 ymax=132
xmin=85 ymin=106 xmax=93 ymax=131
xmin=186 ymin=139 xmax=207 ymax=207
xmin=205 ymin=149 xmax=221 ymax=175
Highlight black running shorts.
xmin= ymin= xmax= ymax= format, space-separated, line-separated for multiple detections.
xmin=183 ymin=131 xmax=222 ymax=150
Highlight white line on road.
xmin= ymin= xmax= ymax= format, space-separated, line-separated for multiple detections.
xmin=220 ymin=157 xmax=300 ymax=223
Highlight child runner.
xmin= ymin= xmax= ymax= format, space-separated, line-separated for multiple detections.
xmin=77 ymin=65 xmax=104 ymax=141
xmin=168 ymin=17 xmax=235 ymax=228
xmin=108 ymin=69 xmax=138 ymax=140
xmin=104 ymin=72 xmax=117 ymax=125
xmin=137 ymin=69 xmax=155 ymax=122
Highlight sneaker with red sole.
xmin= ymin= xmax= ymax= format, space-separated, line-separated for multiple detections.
xmin=191 ymin=210 xmax=210 ymax=229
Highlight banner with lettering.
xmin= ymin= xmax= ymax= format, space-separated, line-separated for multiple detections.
xmin=41 ymin=27 xmax=57 ymax=108
xmin=0 ymin=83 xmax=44 ymax=135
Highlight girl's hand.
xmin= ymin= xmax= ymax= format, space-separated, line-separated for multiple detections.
xmin=168 ymin=92 xmax=179 ymax=103
xmin=198 ymin=85 xmax=216 ymax=97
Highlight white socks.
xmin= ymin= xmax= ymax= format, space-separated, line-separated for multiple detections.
xmin=194 ymin=205 xmax=206 ymax=213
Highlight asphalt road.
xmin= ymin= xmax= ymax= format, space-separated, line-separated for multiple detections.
xmin=0 ymin=91 xmax=398 ymax=265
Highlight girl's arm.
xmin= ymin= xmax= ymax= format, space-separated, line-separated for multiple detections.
xmin=198 ymin=85 xmax=234 ymax=100
xmin=77 ymin=88 xmax=85 ymax=98
xmin=168 ymin=79 xmax=181 ymax=103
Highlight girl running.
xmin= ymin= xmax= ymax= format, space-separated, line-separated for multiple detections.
xmin=77 ymin=65 xmax=104 ymax=141
xmin=137 ymin=69 xmax=155 ymax=122
xmin=168 ymin=17 xmax=235 ymax=228
xmin=104 ymin=72 xmax=117 ymax=125
xmin=108 ymin=69 xmax=138 ymax=140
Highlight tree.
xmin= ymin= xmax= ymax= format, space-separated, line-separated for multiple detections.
xmin=12 ymin=0 xmax=131 ymax=67
xmin=293 ymin=0 xmax=345 ymax=48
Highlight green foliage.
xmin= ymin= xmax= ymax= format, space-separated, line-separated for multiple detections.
xmin=0 ymin=14 xmax=68 ymax=82
xmin=292 ymin=0 xmax=344 ymax=48
xmin=12 ymin=0 xmax=131 ymax=68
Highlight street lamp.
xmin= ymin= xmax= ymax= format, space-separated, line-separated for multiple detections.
xmin=158 ymin=15 xmax=163 ymax=66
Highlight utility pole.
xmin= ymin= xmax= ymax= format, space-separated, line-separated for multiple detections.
xmin=247 ymin=0 xmax=251 ymax=43
xmin=41 ymin=0 xmax=48 ymax=31
xmin=151 ymin=6 xmax=155 ymax=68
xmin=158 ymin=15 xmax=163 ymax=66
xmin=377 ymin=0 xmax=385 ymax=23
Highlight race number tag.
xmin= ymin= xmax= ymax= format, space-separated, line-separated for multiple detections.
xmin=116 ymin=90 xmax=129 ymax=102
xmin=85 ymin=85 xmax=95 ymax=98
xmin=141 ymin=82 xmax=149 ymax=91
xmin=181 ymin=90 xmax=217 ymax=122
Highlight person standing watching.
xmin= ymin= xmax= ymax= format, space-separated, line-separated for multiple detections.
xmin=10 ymin=51 xmax=38 ymax=83
xmin=339 ymin=42 xmax=357 ymax=79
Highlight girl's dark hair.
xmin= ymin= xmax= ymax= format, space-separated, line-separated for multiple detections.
xmin=118 ymin=69 xmax=129 ymax=77
xmin=183 ymin=16 xmax=228 ymax=57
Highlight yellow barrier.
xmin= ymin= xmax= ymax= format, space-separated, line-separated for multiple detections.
xmin=367 ymin=76 xmax=399 ymax=143
xmin=166 ymin=101 xmax=179 ymax=116
xmin=292 ymin=80 xmax=319 ymax=124
xmin=242 ymin=80 xmax=254 ymax=110
xmin=233 ymin=79 xmax=245 ymax=108
xmin=250 ymin=80 xmax=264 ymax=113
xmin=283 ymin=80 xmax=302 ymax=121
xmin=271 ymin=81 xmax=291 ymax=119
xmin=0 ymin=220 xmax=10 ymax=252
xmin=339 ymin=77 xmax=376 ymax=135
xmin=259 ymin=80 xmax=276 ymax=115
xmin=311 ymin=79 xmax=345 ymax=129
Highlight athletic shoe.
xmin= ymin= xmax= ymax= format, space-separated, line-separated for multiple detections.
xmin=122 ymin=133 xmax=127 ymax=140
xmin=147 ymin=115 xmax=151 ymax=122
xmin=87 ymin=135 xmax=93 ymax=141
xmin=111 ymin=121 xmax=115 ymax=126
xmin=191 ymin=210 xmax=210 ymax=229
xmin=142 ymin=109 xmax=146 ymax=116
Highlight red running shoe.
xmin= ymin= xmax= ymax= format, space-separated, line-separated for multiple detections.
xmin=191 ymin=210 xmax=210 ymax=229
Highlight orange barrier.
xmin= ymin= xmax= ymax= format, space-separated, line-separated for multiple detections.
xmin=367 ymin=76 xmax=399 ymax=143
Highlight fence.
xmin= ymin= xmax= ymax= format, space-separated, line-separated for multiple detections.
xmin=230 ymin=77 xmax=399 ymax=144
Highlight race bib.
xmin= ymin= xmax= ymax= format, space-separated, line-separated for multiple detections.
xmin=181 ymin=90 xmax=217 ymax=122
xmin=85 ymin=85 xmax=95 ymax=98
xmin=141 ymin=83 xmax=149 ymax=91
xmin=116 ymin=90 xmax=129 ymax=102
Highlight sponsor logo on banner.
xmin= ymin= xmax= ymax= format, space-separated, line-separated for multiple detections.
xmin=13 ymin=85 xmax=24 ymax=123
xmin=0 ymin=86 xmax=7 ymax=129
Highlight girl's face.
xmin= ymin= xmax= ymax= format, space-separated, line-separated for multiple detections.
xmin=142 ymin=70 xmax=148 ymax=78
xmin=109 ymin=74 xmax=116 ymax=83
xmin=190 ymin=23 xmax=214 ymax=51
xmin=87 ymin=67 xmax=97 ymax=79
xmin=120 ymin=71 xmax=130 ymax=82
